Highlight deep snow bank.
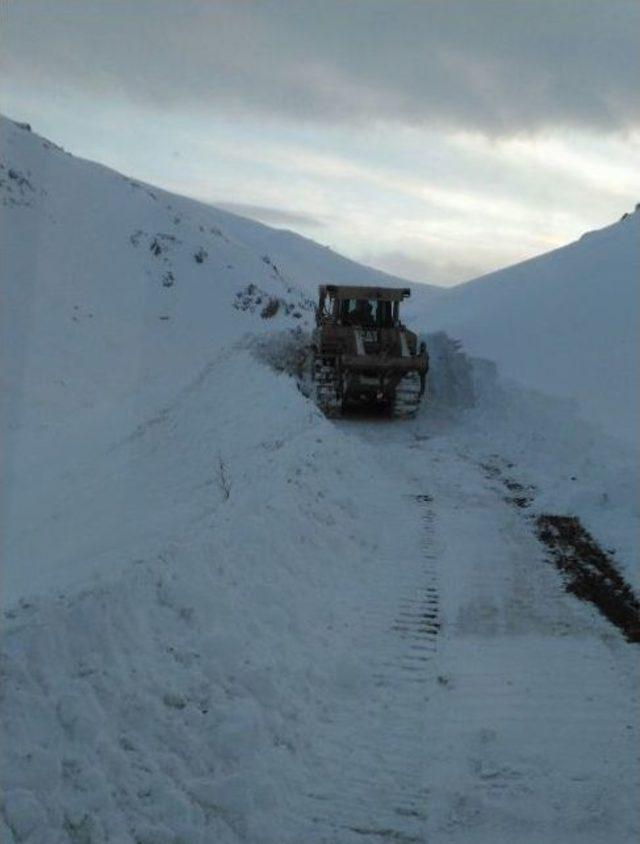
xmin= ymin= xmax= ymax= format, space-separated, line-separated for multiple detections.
xmin=1 ymin=349 xmax=433 ymax=843
xmin=409 ymin=209 xmax=640 ymax=445
xmin=0 ymin=112 xmax=434 ymax=606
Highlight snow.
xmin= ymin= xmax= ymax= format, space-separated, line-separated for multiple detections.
xmin=409 ymin=210 xmax=640 ymax=446
xmin=1 ymin=116 xmax=638 ymax=843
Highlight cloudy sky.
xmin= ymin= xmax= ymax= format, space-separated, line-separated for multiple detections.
xmin=2 ymin=0 xmax=639 ymax=286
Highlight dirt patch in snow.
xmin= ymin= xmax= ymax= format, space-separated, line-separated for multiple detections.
xmin=536 ymin=515 xmax=640 ymax=643
xmin=480 ymin=458 xmax=536 ymax=509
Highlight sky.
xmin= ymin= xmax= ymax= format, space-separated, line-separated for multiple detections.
xmin=2 ymin=0 xmax=639 ymax=287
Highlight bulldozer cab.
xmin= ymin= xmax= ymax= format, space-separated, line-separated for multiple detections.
xmin=340 ymin=298 xmax=393 ymax=327
xmin=317 ymin=285 xmax=410 ymax=329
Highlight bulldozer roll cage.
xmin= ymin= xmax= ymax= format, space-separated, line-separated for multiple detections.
xmin=311 ymin=283 xmax=429 ymax=419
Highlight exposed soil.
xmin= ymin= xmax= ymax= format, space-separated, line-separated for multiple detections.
xmin=536 ymin=515 xmax=640 ymax=643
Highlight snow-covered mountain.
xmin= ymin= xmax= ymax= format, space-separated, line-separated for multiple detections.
xmin=2 ymin=117 xmax=638 ymax=844
xmin=411 ymin=209 xmax=639 ymax=445
xmin=0 ymin=117 xmax=439 ymax=439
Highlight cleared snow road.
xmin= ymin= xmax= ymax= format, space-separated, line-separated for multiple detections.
xmin=294 ymin=417 xmax=639 ymax=844
xmin=3 ymin=356 xmax=637 ymax=844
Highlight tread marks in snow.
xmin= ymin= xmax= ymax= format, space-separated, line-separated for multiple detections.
xmin=479 ymin=459 xmax=536 ymax=510
xmin=304 ymin=494 xmax=440 ymax=842
xmin=388 ymin=495 xmax=440 ymax=676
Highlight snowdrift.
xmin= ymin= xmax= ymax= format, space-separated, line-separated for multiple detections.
xmin=410 ymin=210 xmax=639 ymax=446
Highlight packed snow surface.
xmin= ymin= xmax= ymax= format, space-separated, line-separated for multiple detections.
xmin=2 ymin=117 xmax=638 ymax=843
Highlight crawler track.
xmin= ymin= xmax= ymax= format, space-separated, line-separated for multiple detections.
xmin=392 ymin=373 xmax=423 ymax=419
xmin=314 ymin=359 xmax=342 ymax=417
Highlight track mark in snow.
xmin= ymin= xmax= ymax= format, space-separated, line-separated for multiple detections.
xmin=536 ymin=514 xmax=640 ymax=643
xmin=348 ymin=825 xmax=423 ymax=842
xmin=479 ymin=458 xmax=536 ymax=510
xmin=302 ymin=494 xmax=440 ymax=842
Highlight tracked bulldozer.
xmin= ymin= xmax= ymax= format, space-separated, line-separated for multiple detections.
xmin=311 ymin=284 xmax=429 ymax=418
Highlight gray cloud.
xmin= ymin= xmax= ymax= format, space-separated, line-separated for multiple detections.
xmin=361 ymin=250 xmax=486 ymax=287
xmin=4 ymin=0 xmax=639 ymax=135
xmin=216 ymin=201 xmax=323 ymax=229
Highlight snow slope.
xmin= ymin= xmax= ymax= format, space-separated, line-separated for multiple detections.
xmin=410 ymin=210 xmax=640 ymax=445
xmin=0 ymin=113 xmax=438 ymax=600
xmin=1 ymin=115 xmax=438 ymax=440
xmin=2 ymin=117 xmax=638 ymax=844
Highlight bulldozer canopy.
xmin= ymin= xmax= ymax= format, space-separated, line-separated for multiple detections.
xmin=322 ymin=284 xmax=410 ymax=301
xmin=340 ymin=297 xmax=394 ymax=327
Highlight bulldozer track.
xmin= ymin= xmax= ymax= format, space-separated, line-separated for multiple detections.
xmin=392 ymin=373 xmax=423 ymax=419
xmin=302 ymin=493 xmax=440 ymax=842
xmin=314 ymin=360 xmax=342 ymax=417
xmin=313 ymin=362 xmax=424 ymax=421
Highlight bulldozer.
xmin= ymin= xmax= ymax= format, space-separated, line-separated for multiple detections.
xmin=310 ymin=284 xmax=429 ymax=418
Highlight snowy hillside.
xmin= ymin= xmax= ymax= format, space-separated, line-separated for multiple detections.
xmin=2 ymin=117 xmax=639 ymax=844
xmin=411 ymin=210 xmax=640 ymax=445
xmin=1 ymin=116 xmax=438 ymax=439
